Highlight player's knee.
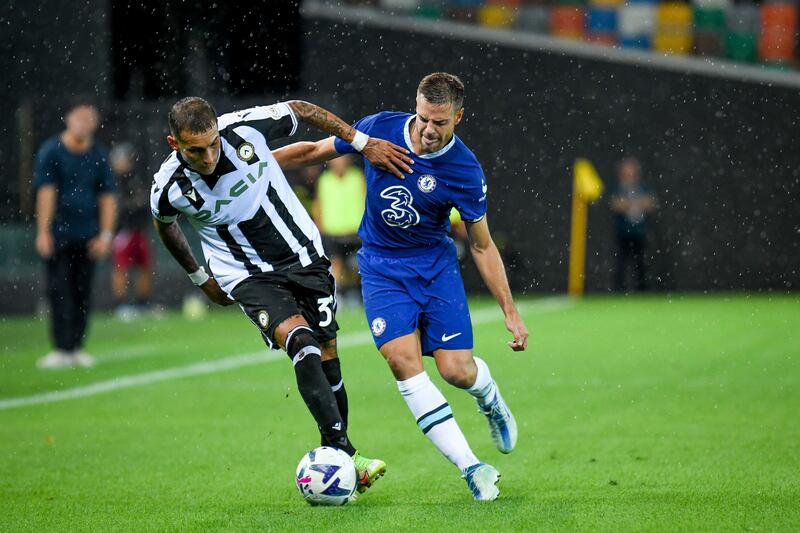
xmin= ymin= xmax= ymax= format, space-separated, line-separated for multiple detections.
xmin=383 ymin=351 xmax=419 ymax=379
xmin=439 ymin=360 xmax=477 ymax=389
xmin=319 ymin=338 xmax=338 ymax=361
xmin=286 ymin=326 xmax=321 ymax=366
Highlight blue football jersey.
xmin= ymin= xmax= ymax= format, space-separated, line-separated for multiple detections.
xmin=334 ymin=112 xmax=487 ymax=256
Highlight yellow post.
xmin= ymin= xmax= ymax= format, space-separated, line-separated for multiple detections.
xmin=568 ymin=188 xmax=588 ymax=297
xmin=568 ymin=159 xmax=604 ymax=297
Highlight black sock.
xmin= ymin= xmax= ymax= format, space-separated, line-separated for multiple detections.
xmin=321 ymin=358 xmax=349 ymax=446
xmin=287 ymin=327 xmax=355 ymax=455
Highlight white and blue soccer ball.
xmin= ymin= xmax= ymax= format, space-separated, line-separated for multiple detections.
xmin=295 ymin=446 xmax=357 ymax=506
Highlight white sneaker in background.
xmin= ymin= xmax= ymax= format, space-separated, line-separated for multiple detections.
xmin=72 ymin=350 xmax=96 ymax=368
xmin=37 ymin=350 xmax=76 ymax=370
xmin=115 ymin=304 xmax=139 ymax=322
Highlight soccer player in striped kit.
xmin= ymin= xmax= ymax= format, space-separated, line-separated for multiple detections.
xmin=150 ymin=97 xmax=414 ymax=495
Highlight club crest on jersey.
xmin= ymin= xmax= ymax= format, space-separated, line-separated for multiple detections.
xmin=417 ymin=174 xmax=437 ymax=193
xmin=237 ymin=142 xmax=255 ymax=162
xmin=371 ymin=317 xmax=387 ymax=336
xmin=257 ymin=310 xmax=269 ymax=329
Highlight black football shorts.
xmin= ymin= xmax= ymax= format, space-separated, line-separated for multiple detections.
xmin=231 ymin=258 xmax=339 ymax=350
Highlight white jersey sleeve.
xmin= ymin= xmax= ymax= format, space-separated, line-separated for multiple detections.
xmin=150 ymin=153 xmax=182 ymax=223
xmin=217 ymin=102 xmax=298 ymax=143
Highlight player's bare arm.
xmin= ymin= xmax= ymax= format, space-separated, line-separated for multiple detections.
xmin=152 ymin=218 xmax=232 ymax=306
xmin=272 ymin=138 xmax=339 ymax=170
xmin=465 ymin=217 xmax=529 ymax=351
xmin=286 ymin=101 xmax=414 ymax=178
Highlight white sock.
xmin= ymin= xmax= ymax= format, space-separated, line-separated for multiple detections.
xmin=467 ymin=356 xmax=497 ymax=408
xmin=397 ymin=371 xmax=479 ymax=471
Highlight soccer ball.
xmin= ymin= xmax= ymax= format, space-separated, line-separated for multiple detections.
xmin=295 ymin=446 xmax=358 ymax=506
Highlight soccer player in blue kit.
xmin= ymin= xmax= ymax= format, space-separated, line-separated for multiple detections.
xmin=273 ymin=72 xmax=529 ymax=501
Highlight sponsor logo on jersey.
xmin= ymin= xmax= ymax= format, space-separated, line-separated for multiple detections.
xmin=417 ymin=174 xmax=437 ymax=193
xmin=380 ymin=185 xmax=420 ymax=228
xmin=371 ymin=317 xmax=387 ymax=336
xmin=237 ymin=142 xmax=255 ymax=162
xmin=184 ymin=188 xmax=198 ymax=201
xmin=190 ymin=161 xmax=269 ymax=223
xmin=257 ymin=310 xmax=269 ymax=329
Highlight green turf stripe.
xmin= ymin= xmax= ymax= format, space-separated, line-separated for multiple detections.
xmin=0 ymin=298 xmax=571 ymax=411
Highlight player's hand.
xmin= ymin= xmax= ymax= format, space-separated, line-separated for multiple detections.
xmin=36 ymin=231 xmax=54 ymax=259
xmin=88 ymin=234 xmax=112 ymax=259
xmin=362 ymin=137 xmax=415 ymax=179
xmin=199 ymin=277 xmax=234 ymax=306
xmin=505 ymin=310 xmax=528 ymax=352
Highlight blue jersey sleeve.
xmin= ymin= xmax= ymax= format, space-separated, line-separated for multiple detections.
xmin=453 ymin=164 xmax=488 ymax=223
xmin=333 ymin=113 xmax=384 ymax=154
xmin=97 ymin=148 xmax=117 ymax=193
xmin=33 ymin=139 xmax=58 ymax=189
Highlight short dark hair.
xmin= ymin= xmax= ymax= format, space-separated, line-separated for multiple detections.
xmin=62 ymin=95 xmax=98 ymax=117
xmin=168 ymin=97 xmax=218 ymax=137
xmin=417 ymin=72 xmax=464 ymax=109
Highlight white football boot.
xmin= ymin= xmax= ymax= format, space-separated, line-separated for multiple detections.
xmin=478 ymin=388 xmax=518 ymax=454
xmin=462 ymin=463 xmax=501 ymax=501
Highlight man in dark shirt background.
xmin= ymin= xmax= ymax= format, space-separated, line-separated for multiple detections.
xmin=34 ymin=98 xmax=118 ymax=369
xmin=610 ymin=157 xmax=657 ymax=292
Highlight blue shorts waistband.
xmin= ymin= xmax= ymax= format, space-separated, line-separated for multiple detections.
xmin=359 ymin=238 xmax=452 ymax=258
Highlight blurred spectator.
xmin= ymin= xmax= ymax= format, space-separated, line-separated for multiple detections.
xmin=313 ymin=156 xmax=366 ymax=306
xmin=110 ymin=142 xmax=154 ymax=320
xmin=609 ymin=157 xmax=657 ymax=292
xmin=34 ymin=98 xmax=118 ymax=369
xmin=449 ymin=207 xmax=469 ymax=260
xmin=291 ymin=164 xmax=323 ymax=215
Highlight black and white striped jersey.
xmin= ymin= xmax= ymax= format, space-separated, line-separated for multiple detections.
xmin=150 ymin=102 xmax=326 ymax=294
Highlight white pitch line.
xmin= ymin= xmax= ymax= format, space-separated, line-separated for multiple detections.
xmin=94 ymin=344 xmax=158 ymax=363
xmin=0 ymin=297 xmax=571 ymax=411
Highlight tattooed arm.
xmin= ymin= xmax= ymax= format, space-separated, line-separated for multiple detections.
xmin=152 ymin=218 xmax=232 ymax=306
xmin=286 ymin=100 xmax=414 ymax=178
xmin=287 ymin=101 xmax=357 ymax=143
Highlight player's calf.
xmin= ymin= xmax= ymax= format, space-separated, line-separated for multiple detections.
xmin=286 ymin=325 xmax=354 ymax=455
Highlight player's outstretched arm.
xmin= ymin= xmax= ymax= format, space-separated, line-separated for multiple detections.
xmin=465 ymin=217 xmax=529 ymax=351
xmin=152 ymin=218 xmax=233 ymax=306
xmin=286 ymin=101 xmax=414 ymax=178
xmin=272 ymin=138 xmax=340 ymax=170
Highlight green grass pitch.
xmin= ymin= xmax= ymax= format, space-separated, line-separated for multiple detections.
xmin=1 ymin=294 xmax=798 ymax=531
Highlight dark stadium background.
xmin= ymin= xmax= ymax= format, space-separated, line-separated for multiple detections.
xmin=1 ymin=0 xmax=797 ymax=313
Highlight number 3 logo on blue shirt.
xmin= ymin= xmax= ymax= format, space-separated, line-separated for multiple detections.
xmin=380 ymin=185 xmax=420 ymax=228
